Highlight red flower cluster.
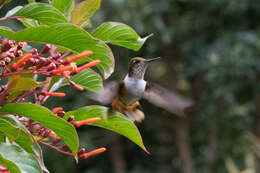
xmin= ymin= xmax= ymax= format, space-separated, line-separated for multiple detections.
xmin=0 ymin=38 xmax=106 ymax=161
xmin=0 ymin=38 xmax=100 ymax=92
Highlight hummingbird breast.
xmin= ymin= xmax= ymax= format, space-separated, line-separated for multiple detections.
xmin=120 ymin=75 xmax=147 ymax=105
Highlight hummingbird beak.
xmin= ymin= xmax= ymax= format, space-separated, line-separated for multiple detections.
xmin=146 ymin=57 xmax=161 ymax=63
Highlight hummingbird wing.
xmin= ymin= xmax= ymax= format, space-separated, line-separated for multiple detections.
xmin=142 ymin=82 xmax=194 ymax=116
xmin=87 ymin=81 xmax=121 ymax=105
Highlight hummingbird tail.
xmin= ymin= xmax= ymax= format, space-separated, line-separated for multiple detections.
xmin=124 ymin=109 xmax=145 ymax=122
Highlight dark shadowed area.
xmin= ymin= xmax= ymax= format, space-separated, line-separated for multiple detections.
xmin=1 ymin=0 xmax=259 ymax=173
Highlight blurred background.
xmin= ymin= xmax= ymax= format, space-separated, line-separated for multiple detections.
xmin=1 ymin=0 xmax=260 ymax=173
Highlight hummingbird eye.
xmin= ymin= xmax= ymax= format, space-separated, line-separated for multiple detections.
xmin=132 ymin=60 xmax=139 ymax=64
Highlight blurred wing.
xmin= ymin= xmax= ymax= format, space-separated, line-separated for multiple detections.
xmin=143 ymin=82 xmax=194 ymax=116
xmin=87 ymin=81 xmax=121 ymax=105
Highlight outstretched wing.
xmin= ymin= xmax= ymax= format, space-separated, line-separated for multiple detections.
xmin=87 ymin=81 xmax=121 ymax=105
xmin=142 ymin=82 xmax=194 ymax=116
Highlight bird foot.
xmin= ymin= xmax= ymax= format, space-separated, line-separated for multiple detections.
xmin=112 ymin=99 xmax=140 ymax=112
xmin=125 ymin=101 xmax=140 ymax=112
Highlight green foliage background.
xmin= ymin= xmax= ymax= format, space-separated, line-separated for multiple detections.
xmin=1 ymin=0 xmax=260 ymax=173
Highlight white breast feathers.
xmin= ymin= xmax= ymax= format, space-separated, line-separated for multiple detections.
xmin=124 ymin=75 xmax=147 ymax=96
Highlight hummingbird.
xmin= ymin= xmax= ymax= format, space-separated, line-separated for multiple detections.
xmin=89 ymin=57 xmax=194 ymax=122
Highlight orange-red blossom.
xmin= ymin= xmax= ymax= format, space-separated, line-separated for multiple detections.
xmin=64 ymin=51 xmax=93 ymax=64
xmin=75 ymin=60 xmax=100 ymax=73
xmin=41 ymin=92 xmax=65 ymax=97
xmin=11 ymin=53 xmax=32 ymax=70
xmin=73 ymin=117 xmax=101 ymax=128
xmin=52 ymin=107 xmax=63 ymax=114
xmin=79 ymin=147 xmax=106 ymax=160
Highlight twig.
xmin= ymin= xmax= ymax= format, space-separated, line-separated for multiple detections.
xmin=38 ymin=141 xmax=73 ymax=156
xmin=0 ymin=16 xmax=23 ymax=21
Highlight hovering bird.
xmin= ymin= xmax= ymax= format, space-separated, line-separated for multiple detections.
xmin=89 ymin=57 xmax=194 ymax=122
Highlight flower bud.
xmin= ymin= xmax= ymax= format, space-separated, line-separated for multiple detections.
xmin=52 ymin=137 xmax=61 ymax=144
xmin=52 ymin=107 xmax=63 ymax=114
xmin=52 ymin=53 xmax=61 ymax=60
xmin=0 ymin=61 xmax=6 ymax=67
xmin=78 ymin=148 xmax=86 ymax=155
xmin=40 ymin=44 xmax=51 ymax=54
xmin=4 ymin=57 xmax=11 ymax=64
xmin=8 ymin=40 xmax=15 ymax=47
xmin=67 ymin=115 xmax=74 ymax=122
xmin=1 ymin=38 xmax=11 ymax=52
xmin=57 ymin=111 xmax=66 ymax=118
xmin=18 ymin=41 xmax=27 ymax=49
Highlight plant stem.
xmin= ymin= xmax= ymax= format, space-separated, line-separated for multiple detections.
xmin=0 ymin=16 xmax=23 ymax=21
xmin=38 ymin=141 xmax=73 ymax=156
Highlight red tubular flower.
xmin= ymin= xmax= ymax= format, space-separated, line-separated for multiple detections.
xmin=0 ymin=163 xmax=10 ymax=173
xmin=49 ymin=131 xmax=57 ymax=138
xmin=79 ymin=147 xmax=106 ymax=160
xmin=74 ymin=60 xmax=100 ymax=73
xmin=69 ymin=80 xmax=84 ymax=91
xmin=11 ymin=53 xmax=32 ymax=70
xmin=51 ymin=65 xmax=74 ymax=75
xmin=41 ymin=92 xmax=66 ymax=97
xmin=64 ymin=51 xmax=93 ymax=64
xmin=52 ymin=107 xmax=63 ymax=114
xmin=73 ymin=117 xmax=101 ymax=128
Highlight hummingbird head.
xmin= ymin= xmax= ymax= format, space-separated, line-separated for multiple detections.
xmin=128 ymin=57 xmax=160 ymax=79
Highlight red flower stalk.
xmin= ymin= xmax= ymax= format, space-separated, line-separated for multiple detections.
xmin=75 ymin=60 xmax=100 ymax=73
xmin=52 ymin=107 xmax=63 ymax=114
xmin=73 ymin=117 xmax=101 ymax=128
xmin=11 ymin=53 xmax=32 ymax=70
xmin=40 ymin=92 xmax=66 ymax=97
xmin=64 ymin=51 xmax=93 ymax=64
xmin=79 ymin=147 xmax=106 ymax=160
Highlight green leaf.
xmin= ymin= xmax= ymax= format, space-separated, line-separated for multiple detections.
xmin=0 ymin=143 xmax=42 ymax=173
xmin=6 ymin=75 xmax=46 ymax=101
xmin=48 ymin=77 xmax=64 ymax=92
xmin=4 ymin=6 xmax=22 ymax=17
xmin=18 ymin=18 xmax=39 ymax=28
xmin=0 ymin=115 xmax=38 ymax=154
xmin=0 ymin=132 xmax=5 ymax=142
xmin=6 ymin=76 xmax=46 ymax=94
xmin=51 ymin=0 xmax=74 ymax=18
xmin=50 ymin=69 xmax=102 ymax=93
xmin=28 ymin=0 xmax=35 ymax=3
xmin=65 ymin=105 xmax=148 ymax=153
xmin=12 ymin=3 xmax=68 ymax=25
xmin=71 ymin=0 xmax=101 ymax=26
xmin=0 ymin=24 xmax=114 ymax=79
xmin=92 ymin=22 xmax=152 ymax=51
xmin=64 ymin=69 xmax=103 ymax=92
xmin=0 ymin=154 xmax=21 ymax=173
xmin=0 ymin=103 xmax=79 ymax=156
xmin=0 ymin=115 xmax=48 ymax=172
